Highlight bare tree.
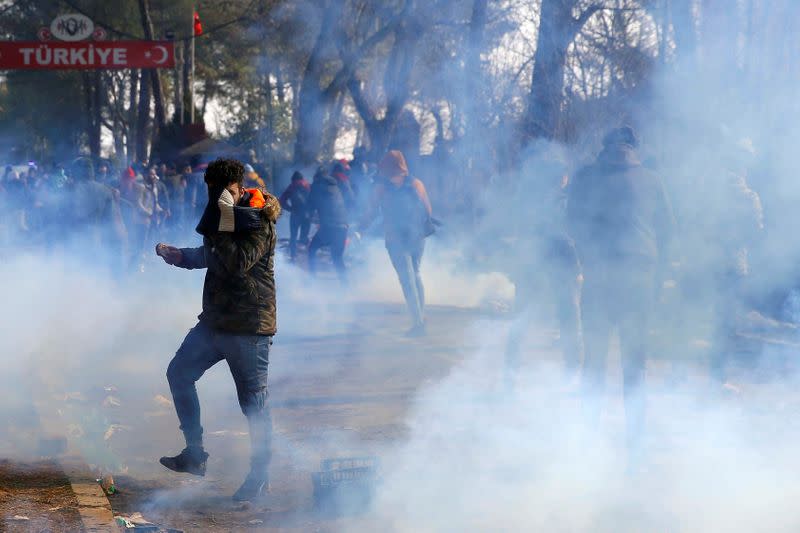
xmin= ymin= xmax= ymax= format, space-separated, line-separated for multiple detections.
xmin=138 ymin=0 xmax=166 ymax=132
xmin=524 ymin=0 xmax=604 ymax=141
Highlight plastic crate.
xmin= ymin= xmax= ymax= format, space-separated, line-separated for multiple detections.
xmin=312 ymin=457 xmax=380 ymax=515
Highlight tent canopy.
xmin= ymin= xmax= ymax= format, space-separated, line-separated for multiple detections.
xmin=178 ymin=138 xmax=245 ymax=158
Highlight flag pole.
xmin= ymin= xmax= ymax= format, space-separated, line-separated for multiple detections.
xmin=190 ymin=7 xmax=195 ymax=124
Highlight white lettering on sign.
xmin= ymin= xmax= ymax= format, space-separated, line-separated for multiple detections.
xmin=53 ymin=47 xmax=68 ymax=65
xmin=70 ymin=48 xmax=86 ymax=65
xmin=95 ymin=47 xmax=111 ymax=65
xmin=19 ymin=48 xmax=34 ymax=65
xmin=112 ymin=48 xmax=126 ymax=65
xmin=1 ymin=41 xmax=173 ymax=69
xmin=35 ymin=45 xmax=52 ymax=65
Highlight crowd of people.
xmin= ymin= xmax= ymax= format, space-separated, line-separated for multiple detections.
xmin=0 ymin=157 xmax=277 ymax=270
xmin=2 ymin=124 xmax=792 ymax=492
xmin=0 ymin=148 xmax=435 ymax=334
xmin=498 ymin=125 xmax=780 ymax=471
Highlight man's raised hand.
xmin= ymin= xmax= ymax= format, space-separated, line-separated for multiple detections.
xmin=156 ymin=243 xmax=183 ymax=266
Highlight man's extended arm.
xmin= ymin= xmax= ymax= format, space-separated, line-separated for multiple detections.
xmin=178 ymin=246 xmax=207 ymax=269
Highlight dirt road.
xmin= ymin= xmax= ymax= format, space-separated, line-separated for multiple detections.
xmin=26 ymin=301 xmax=509 ymax=532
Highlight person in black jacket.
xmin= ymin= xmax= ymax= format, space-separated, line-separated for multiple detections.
xmin=156 ymin=159 xmax=281 ymax=502
xmin=307 ymin=165 xmax=349 ymax=282
xmin=278 ymin=171 xmax=311 ymax=261
xmin=567 ymin=126 xmax=673 ymax=467
xmin=505 ymin=151 xmax=583 ymax=387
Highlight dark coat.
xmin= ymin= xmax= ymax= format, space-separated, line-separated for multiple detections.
xmin=178 ymin=199 xmax=280 ymax=336
xmin=567 ymin=143 xmax=673 ymax=270
xmin=308 ymin=174 xmax=348 ymax=227
xmin=279 ymin=180 xmax=311 ymax=218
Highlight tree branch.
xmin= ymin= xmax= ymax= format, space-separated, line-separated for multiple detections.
xmin=570 ymin=3 xmax=604 ymax=38
xmin=346 ymin=77 xmax=379 ymax=131
xmin=323 ymin=14 xmax=404 ymax=101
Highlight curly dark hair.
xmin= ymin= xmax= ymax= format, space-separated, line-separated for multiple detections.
xmin=204 ymin=158 xmax=245 ymax=188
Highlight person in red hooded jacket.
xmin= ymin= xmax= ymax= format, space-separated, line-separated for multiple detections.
xmin=331 ymin=160 xmax=355 ymax=212
xmin=360 ymin=151 xmax=433 ymax=336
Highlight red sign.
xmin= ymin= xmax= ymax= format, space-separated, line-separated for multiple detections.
xmin=0 ymin=41 xmax=175 ymax=70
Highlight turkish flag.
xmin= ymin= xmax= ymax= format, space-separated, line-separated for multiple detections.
xmin=194 ymin=12 xmax=203 ymax=36
xmin=0 ymin=41 xmax=176 ymax=70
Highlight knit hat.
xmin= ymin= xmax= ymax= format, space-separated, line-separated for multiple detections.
xmin=602 ymin=126 xmax=638 ymax=148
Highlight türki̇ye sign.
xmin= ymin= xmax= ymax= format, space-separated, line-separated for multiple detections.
xmin=0 ymin=41 xmax=176 ymax=69
xmin=0 ymin=14 xmax=175 ymax=70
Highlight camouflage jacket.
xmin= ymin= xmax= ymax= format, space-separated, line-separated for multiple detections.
xmin=178 ymin=199 xmax=280 ymax=335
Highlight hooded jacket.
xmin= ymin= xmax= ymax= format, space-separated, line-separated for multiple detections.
xmin=178 ymin=190 xmax=281 ymax=335
xmin=308 ymin=173 xmax=348 ymax=227
xmin=279 ymin=179 xmax=311 ymax=217
xmin=567 ymin=143 xmax=673 ymax=269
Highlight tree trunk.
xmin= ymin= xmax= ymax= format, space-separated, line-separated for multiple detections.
xmin=138 ymin=0 xmax=166 ymax=132
xmin=113 ymin=73 xmax=126 ymax=161
xmin=523 ymin=0 xmax=600 ymax=141
xmin=380 ymin=10 xmax=419 ymax=153
xmin=182 ymin=38 xmax=192 ymax=123
xmin=127 ymin=69 xmax=139 ymax=161
xmin=275 ymin=62 xmax=286 ymax=105
xmin=83 ymin=71 xmax=102 ymax=159
xmin=136 ymin=69 xmax=151 ymax=163
xmin=321 ymin=90 xmax=345 ymax=160
xmin=293 ymin=1 xmax=339 ymax=165
xmin=459 ymin=0 xmax=488 ymax=181
xmin=263 ymin=71 xmax=274 ymax=168
xmin=671 ymin=0 xmax=697 ymax=66
xmin=347 ymin=2 xmax=420 ymax=157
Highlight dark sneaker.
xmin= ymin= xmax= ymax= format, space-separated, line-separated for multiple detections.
xmin=159 ymin=448 xmax=209 ymax=476
xmin=232 ymin=470 xmax=270 ymax=502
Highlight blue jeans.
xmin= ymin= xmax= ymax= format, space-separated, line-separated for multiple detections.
xmin=167 ymin=320 xmax=272 ymax=468
xmin=387 ymin=240 xmax=425 ymax=326
xmin=289 ymin=212 xmax=310 ymax=259
xmin=580 ymin=267 xmax=654 ymax=458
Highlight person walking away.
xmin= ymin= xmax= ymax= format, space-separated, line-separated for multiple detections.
xmin=96 ymin=162 xmax=111 ymax=186
xmin=703 ymin=143 xmax=763 ymax=386
xmin=279 ymin=171 xmax=311 ymax=261
xmin=144 ymin=166 xmax=169 ymax=247
xmin=118 ymin=167 xmax=148 ymax=265
xmin=307 ymin=166 xmax=349 ymax=282
xmin=505 ymin=152 xmax=583 ymax=388
xmin=65 ymin=158 xmax=128 ymax=271
xmin=4 ymin=170 xmax=29 ymax=235
xmin=184 ymin=161 xmax=206 ymax=225
xmin=156 ymin=158 xmax=281 ymax=502
xmin=567 ymin=126 xmax=673 ymax=468
xmin=164 ymin=162 xmax=188 ymax=236
xmin=360 ymin=150 xmax=433 ymax=337
xmin=331 ymin=160 xmax=356 ymax=212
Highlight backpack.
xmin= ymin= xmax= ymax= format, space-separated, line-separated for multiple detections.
xmin=383 ymin=177 xmax=434 ymax=243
